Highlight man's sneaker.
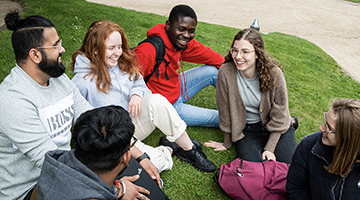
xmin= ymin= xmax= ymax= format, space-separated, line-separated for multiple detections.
xmin=159 ymin=136 xmax=203 ymax=156
xmin=176 ymin=145 xmax=216 ymax=172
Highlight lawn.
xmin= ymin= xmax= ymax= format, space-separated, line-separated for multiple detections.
xmin=346 ymin=0 xmax=360 ymax=3
xmin=1 ymin=0 xmax=360 ymax=199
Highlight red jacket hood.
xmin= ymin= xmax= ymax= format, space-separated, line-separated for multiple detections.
xmin=147 ymin=24 xmax=180 ymax=53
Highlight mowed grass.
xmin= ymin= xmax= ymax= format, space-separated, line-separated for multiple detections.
xmin=346 ymin=0 xmax=360 ymax=3
xmin=1 ymin=0 xmax=360 ymax=199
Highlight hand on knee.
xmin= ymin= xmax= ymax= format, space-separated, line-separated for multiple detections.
xmin=262 ymin=150 xmax=276 ymax=161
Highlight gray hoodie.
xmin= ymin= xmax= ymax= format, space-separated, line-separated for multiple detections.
xmin=71 ymin=55 xmax=151 ymax=110
xmin=37 ymin=150 xmax=118 ymax=200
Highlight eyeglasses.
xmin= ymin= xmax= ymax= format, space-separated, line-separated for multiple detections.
xmin=36 ymin=39 xmax=62 ymax=54
xmin=229 ymin=48 xmax=255 ymax=58
xmin=129 ymin=136 xmax=138 ymax=149
xmin=323 ymin=112 xmax=336 ymax=134
xmin=117 ymin=136 xmax=138 ymax=162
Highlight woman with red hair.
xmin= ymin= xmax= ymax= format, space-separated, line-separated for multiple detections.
xmin=70 ymin=20 xmax=216 ymax=180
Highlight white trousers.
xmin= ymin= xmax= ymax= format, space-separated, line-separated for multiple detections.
xmin=132 ymin=94 xmax=187 ymax=173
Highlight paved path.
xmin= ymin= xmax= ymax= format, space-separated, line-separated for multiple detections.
xmin=1 ymin=0 xmax=359 ymax=82
xmin=88 ymin=0 xmax=360 ymax=82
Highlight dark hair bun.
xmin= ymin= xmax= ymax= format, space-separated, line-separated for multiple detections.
xmin=5 ymin=11 xmax=22 ymax=31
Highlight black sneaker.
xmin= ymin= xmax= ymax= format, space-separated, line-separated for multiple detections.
xmin=176 ymin=145 xmax=216 ymax=172
xmin=159 ymin=136 xmax=203 ymax=156
xmin=291 ymin=116 xmax=299 ymax=130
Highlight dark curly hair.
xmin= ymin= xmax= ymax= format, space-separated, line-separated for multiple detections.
xmin=224 ymin=28 xmax=282 ymax=92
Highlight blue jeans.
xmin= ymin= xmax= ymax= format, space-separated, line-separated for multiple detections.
xmin=236 ymin=122 xmax=297 ymax=164
xmin=173 ymin=65 xmax=219 ymax=128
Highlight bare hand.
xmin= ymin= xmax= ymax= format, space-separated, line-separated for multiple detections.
xmin=128 ymin=95 xmax=142 ymax=119
xmin=262 ymin=150 xmax=276 ymax=161
xmin=204 ymin=140 xmax=227 ymax=151
xmin=139 ymin=158 xmax=161 ymax=188
xmin=120 ymin=175 xmax=150 ymax=200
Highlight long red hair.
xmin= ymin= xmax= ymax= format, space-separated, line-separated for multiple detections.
xmin=71 ymin=20 xmax=139 ymax=93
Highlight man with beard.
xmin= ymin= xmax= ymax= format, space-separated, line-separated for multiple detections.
xmin=0 ymin=12 xmax=147 ymax=200
xmin=0 ymin=11 xmax=91 ymax=200
xmin=134 ymin=5 xmax=224 ymax=131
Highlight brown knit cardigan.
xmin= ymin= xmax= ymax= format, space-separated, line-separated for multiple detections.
xmin=216 ymin=61 xmax=291 ymax=152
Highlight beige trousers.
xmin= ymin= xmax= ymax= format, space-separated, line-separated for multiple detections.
xmin=132 ymin=94 xmax=187 ymax=173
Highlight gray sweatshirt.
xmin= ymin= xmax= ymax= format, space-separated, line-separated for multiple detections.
xmin=0 ymin=65 xmax=92 ymax=199
xmin=71 ymin=55 xmax=151 ymax=110
xmin=37 ymin=150 xmax=118 ymax=200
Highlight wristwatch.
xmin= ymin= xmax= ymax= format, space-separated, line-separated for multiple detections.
xmin=136 ymin=152 xmax=150 ymax=163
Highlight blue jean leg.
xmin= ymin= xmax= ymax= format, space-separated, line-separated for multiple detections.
xmin=173 ymin=65 xmax=219 ymax=128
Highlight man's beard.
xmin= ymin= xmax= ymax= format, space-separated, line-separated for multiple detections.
xmin=38 ymin=52 xmax=66 ymax=78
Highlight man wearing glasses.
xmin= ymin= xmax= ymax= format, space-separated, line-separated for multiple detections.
xmin=37 ymin=106 xmax=154 ymax=200
xmin=0 ymin=12 xmax=149 ymax=200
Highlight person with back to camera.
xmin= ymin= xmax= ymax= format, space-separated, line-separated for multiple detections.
xmin=204 ymin=28 xmax=297 ymax=164
xmin=37 ymin=105 xmax=151 ymax=200
xmin=287 ymin=98 xmax=360 ymax=199
xmin=70 ymin=20 xmax=216 ymax=174
xmin=134 ymin=4 xmax=224 ymax=129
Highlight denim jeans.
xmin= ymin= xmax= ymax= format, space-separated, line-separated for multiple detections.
xmin=236 ymin=122 xmax=297 ymax=164
xmin=173 ymin=65 xmax=219 ymax=128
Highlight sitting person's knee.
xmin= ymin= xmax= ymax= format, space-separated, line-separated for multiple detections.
xmin=149 ymin=94 xmax=170 ymax=108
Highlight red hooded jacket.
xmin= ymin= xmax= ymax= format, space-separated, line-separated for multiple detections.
xmin=134 ymin=24 xmax=224 ymax=104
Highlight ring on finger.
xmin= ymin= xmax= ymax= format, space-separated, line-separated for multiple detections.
xmin=138 ymin=193 xmax=143 ymax=199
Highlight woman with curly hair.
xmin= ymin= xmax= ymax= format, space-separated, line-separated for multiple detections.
xmin=71 ymin=20 xmax=217 ymax=179
xmin=205 ymin=28 xmax=297 ymax=164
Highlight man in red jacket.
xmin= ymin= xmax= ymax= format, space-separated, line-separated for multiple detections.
xmin=134 ymin=4 xmax=224 ymax=129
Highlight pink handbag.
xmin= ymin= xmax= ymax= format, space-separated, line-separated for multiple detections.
xmin=217 ymin=158 xmax=290 ymax=200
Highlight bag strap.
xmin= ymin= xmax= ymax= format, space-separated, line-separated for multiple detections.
xmin=137 ymin=35 xmax=170 ymax=83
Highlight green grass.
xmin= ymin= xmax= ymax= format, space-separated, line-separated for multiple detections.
xmin=345 ymin=0 xmax=360 ymax=3
xmin=1 ymin=0 xmax=360 ymax=199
